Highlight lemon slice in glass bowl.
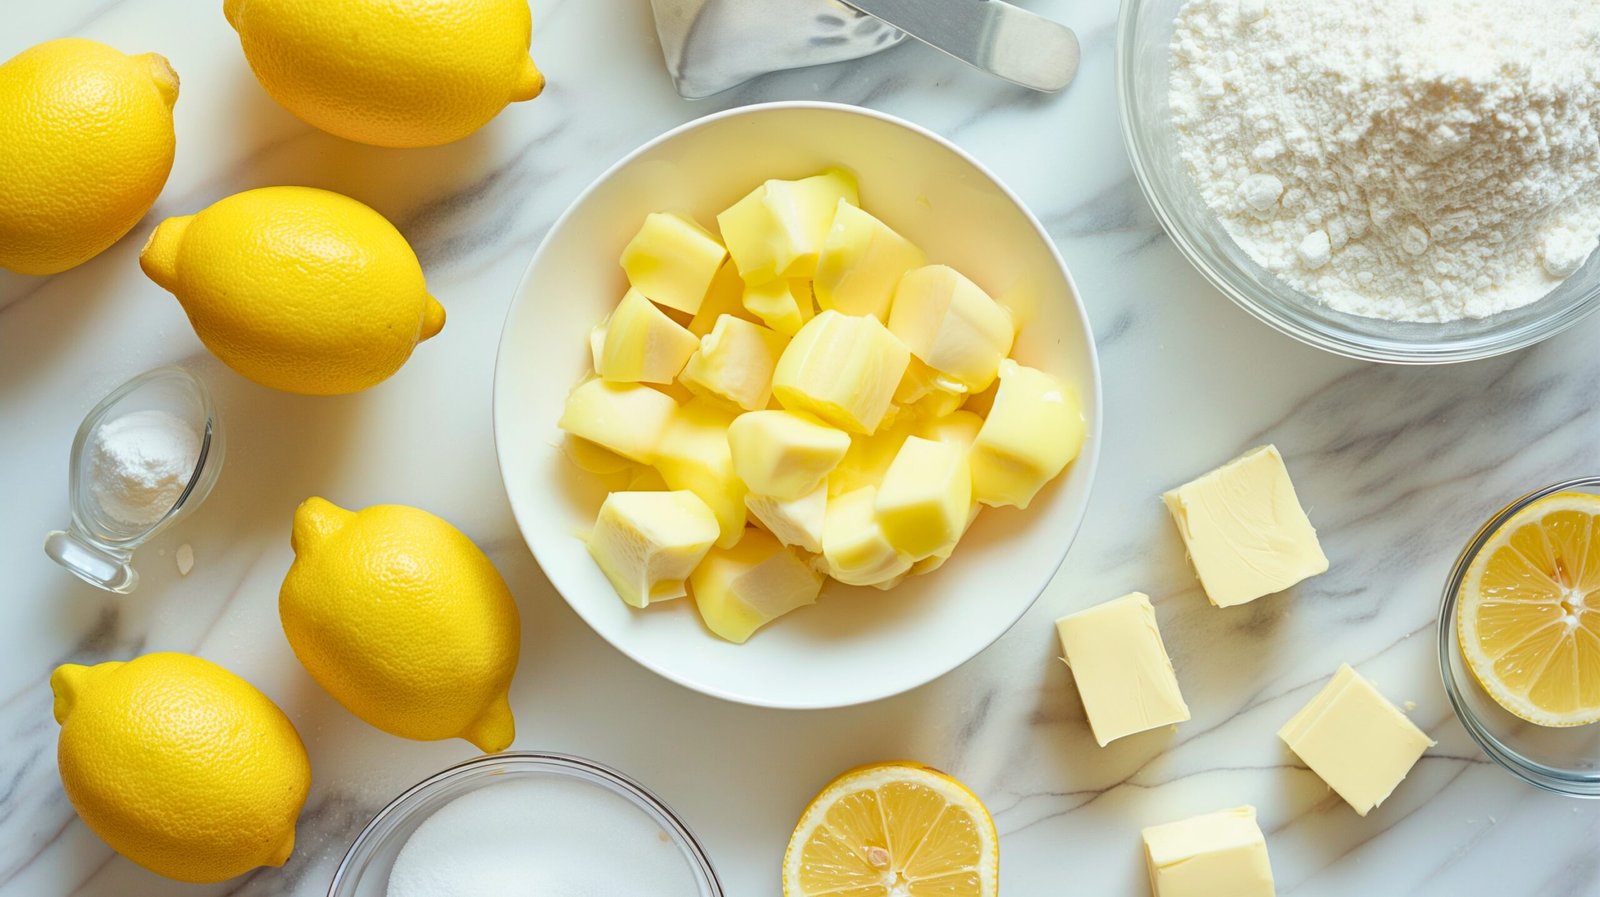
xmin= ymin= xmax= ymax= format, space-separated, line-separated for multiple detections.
xmin=1459 ymin=491 xmax=1600 ymax=727
xmin=783 ymin=761 xmax=998 ymax=897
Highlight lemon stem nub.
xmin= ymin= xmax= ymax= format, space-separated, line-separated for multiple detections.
xmin=138 ymin=216 xmax=191 ymax=292
xmin=460 ymin=697 xmax=516 ymax=753
xmin=511 ymin=58 xmax=545 ymax=102
xmin=421 ymin=295 xmax=446 ymax=341
xmin=137 ymin=53 xmax=180 ymax=108
xmin=290 ymin=497 xmax=353 ymax=554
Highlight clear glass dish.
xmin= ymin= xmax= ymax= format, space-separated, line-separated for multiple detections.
xmin=1116 ymin=0 xmax=1600 ymax=364
xmin=43 ymin=366 xmax=223 ymax=593
xmin=1438 ymin=477 xmax=1600 ymax=797
xmin=328 ymin=752 xmax=724 ymax=897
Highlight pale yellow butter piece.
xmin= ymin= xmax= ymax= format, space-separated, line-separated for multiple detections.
xmin=589 ymin=317 xmax=609 ymax=371
xmin=690 ymin=527 xmax=824 ymax=643
xmin=969 ymin=360 xmax=1085 ymax=509
xmin=909 ymin=504 xmax=980 ymax=576
xmin=558 ymin=378 xmax=678 ymax=463
xmin=743 ymin=279 xmax=816 ymax=336
xmin=916 ymin=409 xmax=984 ymax=449
xmin=888 ymin=265 xmax=1014 ymax=393
xmin=827 ymin=416 xmax=914 ymax=497
xmin=562 ymin=434 xmax=634 ymax=475
xmin=587 ymin=490 xmax=719 ymax=608
xmin=597 ymin=289 xmax=700 ymax=383
xmin=727 ymin=409 xmax=851 ymax=500
xmin=689 ymin=261 xmax=758 ymax=337
xmin=653 ymin=397 xmax=747 ymax=547
xmin=679 ymin=315 xmax=789 ymax=412
xmin=716 ymin=169 xmax=859 ymax=284
xmin=875 ymin=436 xmax=971 ymax=561
xmin=620 ymin=211 xmax=728 ymax=314
xmin=1163 ymin=445 xmax=1328 ymax=608
xmin=772 ymin=310 xmax=910 ymax=435
xmin=893 ymin=357 xmax=967 ymax=420
xmin=1278 ymin=664 xmax=1434 ymax=816
xmin=1142 ymin=806 xmax=1276 ymax=897
xmin=813 ymin=200 xmax=926 ymax=320
xmin=822 ymin=486 xmax=913 ymax=586
xmin=745 ymin=484 xmax=827 ymax=553
xmin=1055 ymin=592 xmax=1190 ymax=746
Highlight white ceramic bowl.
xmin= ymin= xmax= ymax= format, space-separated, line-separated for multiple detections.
xmin=493 ymin=102 xmax=1101 ymax=709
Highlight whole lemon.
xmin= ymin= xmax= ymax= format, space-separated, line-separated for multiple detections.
xmin=225 ymin=0 xmax=545 ymax=148
xmin=50 ymin=653 xmax=311 ymax=884
xmin=139 ymin=186 xmax=446 ymax=395
xmin=280 ymin=498 xmax=521 ymax=752
xmin=0 ymin=39 xmax=177 ymax=275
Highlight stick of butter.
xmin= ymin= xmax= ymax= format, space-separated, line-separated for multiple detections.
xmin=1142 ymin=806 xmax=1276 ymax=897
xmin=1278 ymin=664 xmax=1434 ymax=816
xmin=1055 ymin=592 xmax=1190 ymax=746
xmin=1163 ymin=445 xmax=1327 ymax=607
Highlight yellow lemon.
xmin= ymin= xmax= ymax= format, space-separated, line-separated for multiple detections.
xmin=225 ymin=0 xmax=545 ymax=148
xmin=1459 ymin=491 xmax=1600 ymax=726
xmin=280 ymin=497 xmax=521 ymax=752
xmin=50 ymin=653 xmax=310 ymax=884
xmin=0 ymin=38 xmax=177 ymax=275
xmin=140 ymin=186 xmax=445 ymax=395
xmin=784 ymin=761 xmax=999 ymax=897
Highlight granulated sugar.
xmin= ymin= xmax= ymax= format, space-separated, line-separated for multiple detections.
xmin=386 ymin=776 xmax=701 ymax=897
xmin=1169 ymin=0 xmax=1600 ymax=322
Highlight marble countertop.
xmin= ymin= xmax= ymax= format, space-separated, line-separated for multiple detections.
xmin=6 ymin=1 xmax=1600 ymax=895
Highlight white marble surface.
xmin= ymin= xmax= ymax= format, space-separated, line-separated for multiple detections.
xmin=5 ymin=1 xmax=1600 ymax=896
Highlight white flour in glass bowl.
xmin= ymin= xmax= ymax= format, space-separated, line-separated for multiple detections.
xmin=1168 ymin=0 xmax=1600 ymax=323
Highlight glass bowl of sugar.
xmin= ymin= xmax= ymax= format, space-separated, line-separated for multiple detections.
xmin=1118 ymin=0 xmax=1600 ymax=364
xmin=328 ymin=753 xmax=723 ymax=897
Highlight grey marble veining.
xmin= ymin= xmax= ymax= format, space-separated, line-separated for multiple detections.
xmin=4 ymin=1 xmax=1600 ymax=895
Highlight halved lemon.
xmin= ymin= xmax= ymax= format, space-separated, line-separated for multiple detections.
xmin=1458 ymin=491 xmax=1600 ymax=727
xmin=782 ymin=761 xmax=998 ymax=897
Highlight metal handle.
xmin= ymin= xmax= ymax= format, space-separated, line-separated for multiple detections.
xmin=838 ymin=0 xmax=1079 ymax=92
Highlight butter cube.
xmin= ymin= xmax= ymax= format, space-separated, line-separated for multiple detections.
xmin=679 ymin=315 xmax=789 ymax=412
xmin=620 ymin=212 xmax=727 ymax=314
xmin=772 ymin=310 xmax=910 ymax=435
xmin=888 ymin=266 xmax=1014 ymax=393
xmin=727 ymin=410 xmax=851 ymax=500
xmin=716 ymin=169 xmax=859 ymax=284
xmin=1163 ymin=445 xmax=1328 ymax=607
xmin=916 ymin=409 xmax=984 ymax=449
xmin=822 ymin=486 xmax=913 ymax=587
xmin=562 ymin=434 xmax=635 ymax=475
xmin=690 ymin=528 xmax=824 ymax=643
xmin=814 ymin=200 xmax=926 ymax=320
xmin=1278 ymin=664 xmax=1434 ymax=816
xmin=893 ymin=358 xmax=968 ymax=420
xmin=827 ymin=416 xmax=914 ymax=497
xmin=1142 ymin=807 xmax=1276 ymax=897
xmin=558 ymin=379 xmax=678 ymax=463
xmin=743 ymin=279 xmax=816 ymax=337
xmin=589 ymin=318 xmax=608 ymax=371
xmin=689 ymin=261 xmax=758 ymax=337
xmin=970 ymin=360 xmax=1085 ymax=509
xmin=908 ymin=504 xmax=980 ymax=576
xmin=745 ymin=484 xmax=827 ymax=553
xmin=1055 ymin=592 xmax=1190 ymax=746
xmin=653 ymin=397 xmax=747 ymax=547
xmin=597 ymin=289 xmax=700 ymax=383
xmin=587 ymin=490 xmax=719 ymax=608
xmin=875 ymin=436 xmax=971 ymax=560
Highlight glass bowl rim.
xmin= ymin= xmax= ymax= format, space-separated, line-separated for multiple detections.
xmin=1113 ymin=0 xmax=1600 ymax=365
xmin=327 ymin=751 xmax=725 ymax=896
xmin=1436 ymin=476 xmax=1600 ymax=797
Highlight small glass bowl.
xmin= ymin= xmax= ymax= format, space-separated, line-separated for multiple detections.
xmin=328 ymin=752 xmax=724 ymax=897
xmin=43 ymin=366 xmax=223 ymax=593
xmin=1116 ymin=0 xmax=1600 ymax=364
xmin=1438 ymin=477 xmax=1600 ymax=797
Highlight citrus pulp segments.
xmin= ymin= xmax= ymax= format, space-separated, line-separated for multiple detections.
xmin=1459 ymin=493 xmax=1600 ymax=726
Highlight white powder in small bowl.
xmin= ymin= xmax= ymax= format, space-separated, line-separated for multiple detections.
xmin=86 ymin=409 xmax=201 ymax=528
xmin=386 ymin=776 xmax=702 ymax=897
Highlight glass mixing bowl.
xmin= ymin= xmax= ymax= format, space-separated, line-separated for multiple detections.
xmin=1116 ymin=0 xmax=1600 ymax=364
xmin=328 ymin=753 xmax=724 ymax=896
xmin=1439 ymin=478 xmax=1600 ymax=797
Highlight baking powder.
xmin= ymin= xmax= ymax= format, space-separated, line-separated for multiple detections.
xmin=1169 ymin=0 xmax=1600 ymax=322
xmin=87 ymin=409 xmax=201 ymax=528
